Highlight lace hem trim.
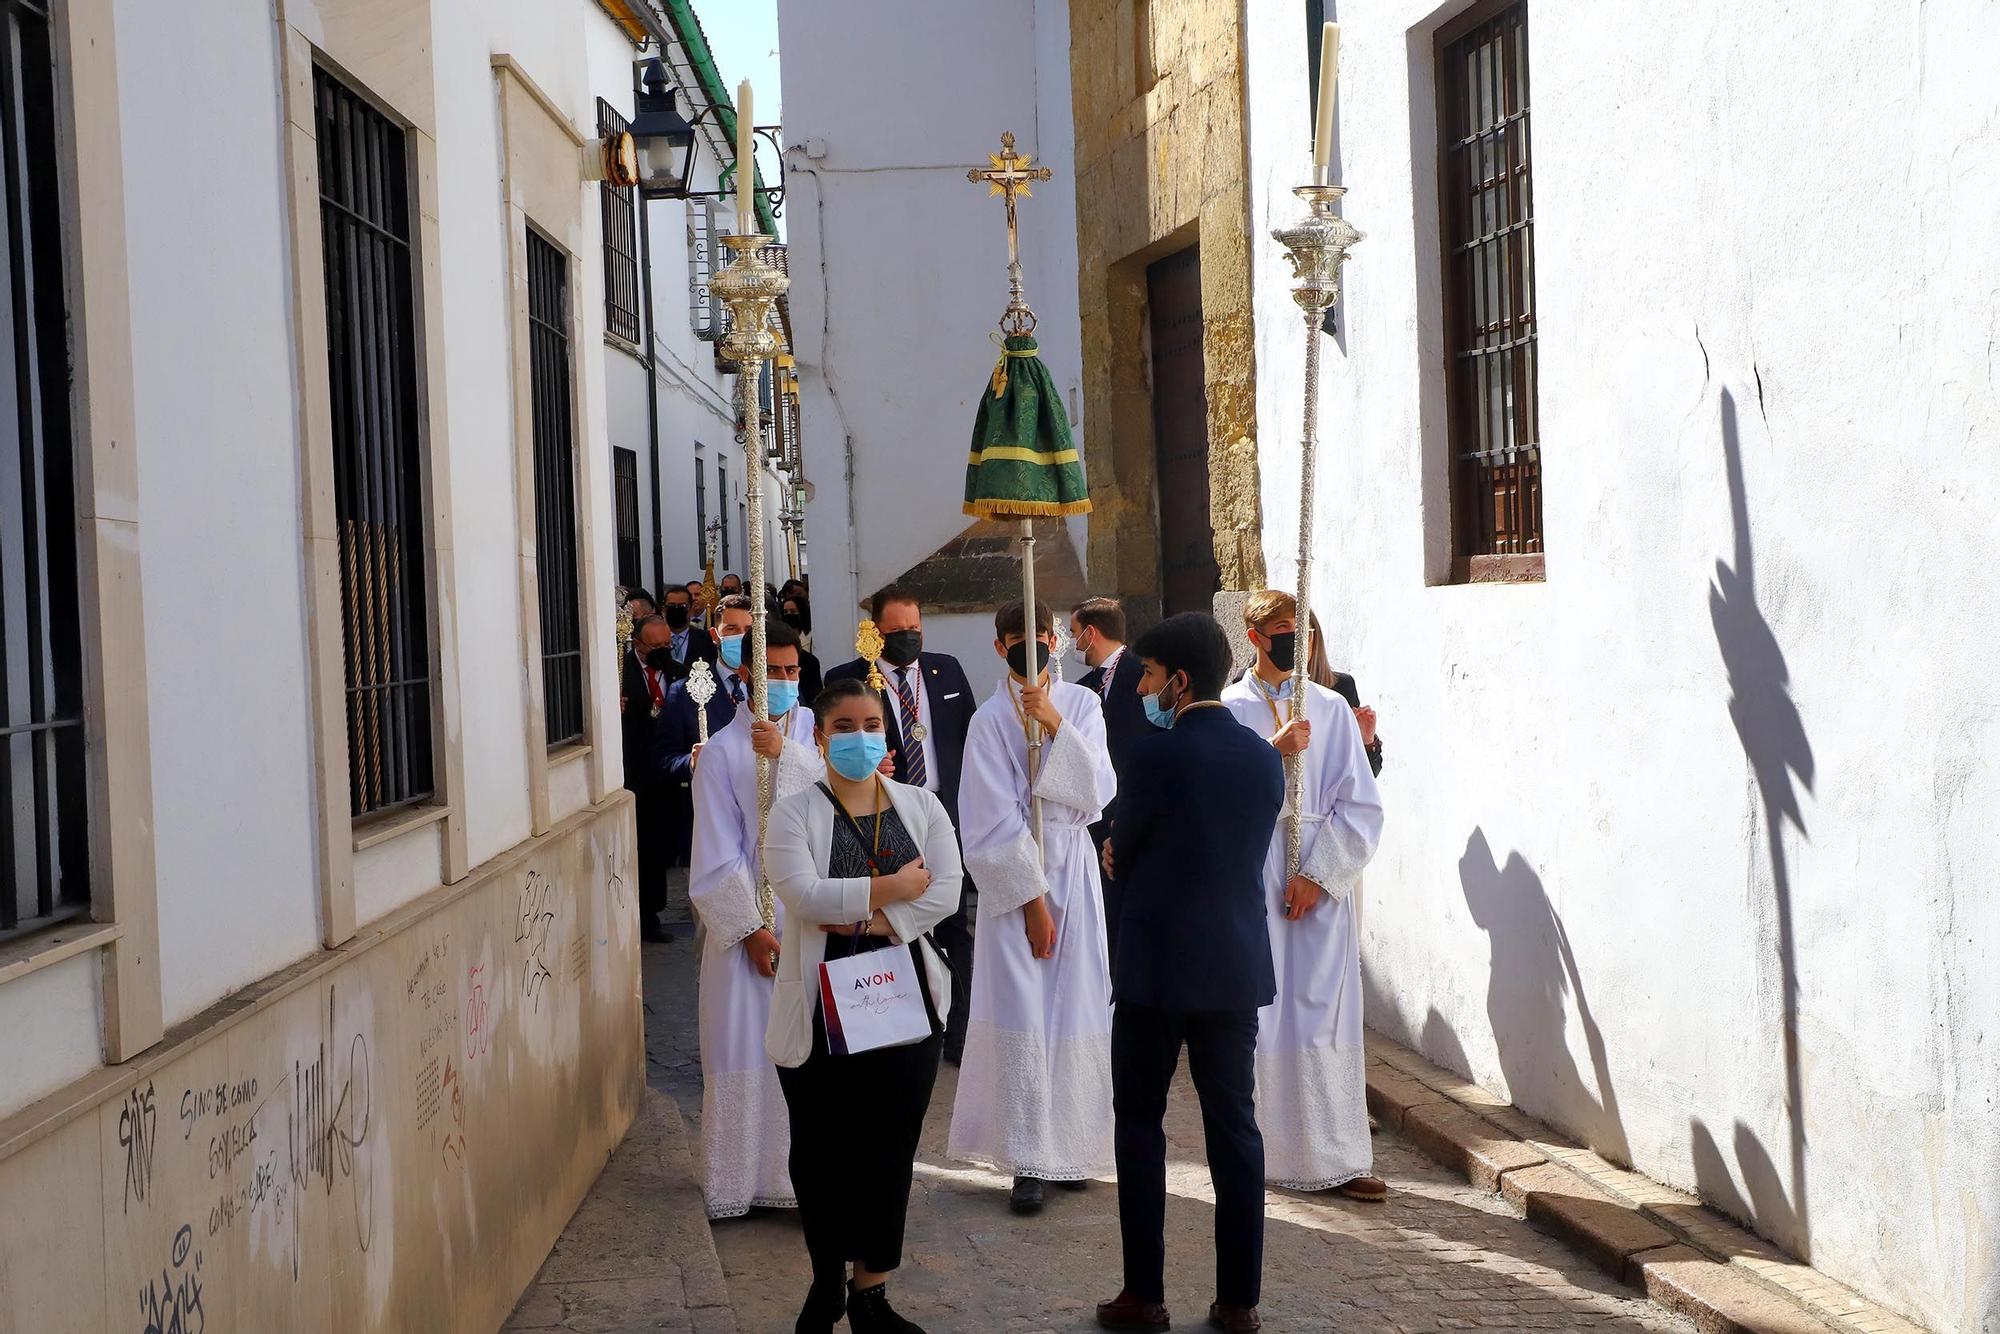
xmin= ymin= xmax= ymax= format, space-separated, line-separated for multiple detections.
xmin=706 ymin=1195 xmax=801 ymax=1221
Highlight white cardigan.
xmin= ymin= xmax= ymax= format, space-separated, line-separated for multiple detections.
xmin=761 ymin=775 xmax=964 ymax=1068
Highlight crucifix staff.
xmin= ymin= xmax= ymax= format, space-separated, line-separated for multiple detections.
xmin=968 ymin=132 xmax=1058 ymax=853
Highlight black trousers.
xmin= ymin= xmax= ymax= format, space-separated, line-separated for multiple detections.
xmin=1112 ymin=1004 xmax=1264 ymax=1309
xmin=776 ymin=951 xmax=942 ymax=1281
xmin=633 ymin=783 xmax=671 ymax=918
xmin=932 ymin=893 xmax=974 ymax=1057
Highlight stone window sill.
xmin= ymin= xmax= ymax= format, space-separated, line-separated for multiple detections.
xmin=353 ymin=801 xmax=452 ymax=852
xmin=0 ymin=919 xmax=121 ymax=990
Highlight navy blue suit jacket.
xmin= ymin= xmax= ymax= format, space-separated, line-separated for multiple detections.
xmin=1109 ymin=704 xmax=1283 ymax=1012
xmin=649 ymin=676 xmax=743 ymax=786
xmin=824 ymin=651 xmax=976 ymax=820
xmin=1080 ymin=650 xmax=1148 ymax=828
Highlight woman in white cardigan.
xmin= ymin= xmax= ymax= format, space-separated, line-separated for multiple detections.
xmin=763 ymin=676 xmax=963 ymax=1334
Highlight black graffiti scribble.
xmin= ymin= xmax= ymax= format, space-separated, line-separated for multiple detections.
xmin=137 ymin=1223 xmax=204 ymax=1334
xmin=119 ymin=1081 xmax=158 ymax=1214
xmin=603 ymin=843 xmax=629 ymax=908
xmin=286 ymin=987 xmax=376 ymax=1255
xmin=516 ymin=871 xmax=558 ymax=1012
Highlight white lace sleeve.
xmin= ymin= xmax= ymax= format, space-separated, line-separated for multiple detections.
xmin=1032 ymin=711 xmax=1112 ymax=820
xmin=959 ymin=706 xmax=1049 ymax=918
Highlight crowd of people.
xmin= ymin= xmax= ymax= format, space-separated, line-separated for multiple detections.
xmin=616 ymin=579 xmax=1386 ymax=1334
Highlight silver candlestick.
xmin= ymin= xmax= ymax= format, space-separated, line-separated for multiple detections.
xmin=713 ymin=230 xmax=790 ymax=929
xmin=1272 ymin=165 xmax=1362 ymax=881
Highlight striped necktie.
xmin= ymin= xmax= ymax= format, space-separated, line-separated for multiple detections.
xmin=893 ymin=667 xmax=927 ymax=787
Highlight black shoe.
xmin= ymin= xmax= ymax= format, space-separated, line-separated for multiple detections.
xmin=641 ymin=915 xmax=673 ymax=943
xmin=795 ymin=1278 xmax=846 ymax=1334
xmin=1057 ymin=1177 xmax=1090 ymax=1192
xmin=1009 ymin=1176 xmax=1044 ymax=1215
xmin=941 ymin=1043 xmax=963 ymax=1067
xmin=847 ymin=1279 xmax=925 ymax=1333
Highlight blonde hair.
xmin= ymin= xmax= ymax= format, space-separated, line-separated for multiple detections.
xmin=1243 ymin=589 xmax=1297 ymax=630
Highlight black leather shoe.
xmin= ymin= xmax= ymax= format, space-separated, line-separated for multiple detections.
xmin=1009 ymin=1176 xmax=1045 ymax=1214
xmin=641 ymin=915 xmax=673 ymax=943
xmin=794 ymin=1278 xmax=845 ymax=1334
xmin=1207 ymin=1303 xmax=1261 ymax=1332
xmin=1096 ymin=1291 xmax=1171 ymax=1330
xmin=847 ymin=1279 xmax=925 ymax=1333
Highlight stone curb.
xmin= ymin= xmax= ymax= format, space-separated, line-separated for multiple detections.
xmin=1362 ymin=1033 xmax=1928 ymax=1334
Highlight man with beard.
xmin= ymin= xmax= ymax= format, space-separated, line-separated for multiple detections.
xmin=825 ymin=584 xmax=980 ymax=1062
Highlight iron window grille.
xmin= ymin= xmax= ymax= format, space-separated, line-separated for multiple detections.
xmin=527 ymin=230 xmax=584 ymax=749
xmin=612 ymin=446 xmax=642 ymax=590
xmin=597 ymin=98 xmax=642 ymax=346
xmin=688 ymin=201 xmax=722 ymax=340
xmin=1437 ymin=0 xmax=1542 ymax=573
xmin=315 ymin=67 xmax=436 ymax=819
xmin=0 ymin=0 xmax=88 ymax=940
xmin=716 ymin=456 xmax=729 ymax=570
xmin=693 ymin=454 xmax=708 ymax=567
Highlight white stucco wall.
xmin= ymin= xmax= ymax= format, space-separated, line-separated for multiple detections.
xmin=0 ymin=0 xmax=642 ymax=1116
xmin=778 ymin=0 xmax=1084 ymax=660
xmin=1244 ymin=3 xmax=2000 ymax=1327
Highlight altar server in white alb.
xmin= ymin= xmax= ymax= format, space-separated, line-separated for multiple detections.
xmin=949 ymin=599 xmax=1119 ymax=1216
xmin=688 ymin=618 xmax=821 ymax=1220
xmin=1223 ymin=590 xmax=1387 ymax=1199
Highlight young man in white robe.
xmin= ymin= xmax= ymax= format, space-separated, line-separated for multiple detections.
xmin=948 ymin=599 xmax=1120 ymax=1215
xmin=688 ymin=619 xmax=822 ymax=1220
xmin=1221 ymin=590 xmax=1387 ymax=1200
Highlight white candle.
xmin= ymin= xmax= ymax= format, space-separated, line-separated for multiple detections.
xmin=735 ymin=79 xmax=754 ymax=232
xmin=1313 ymin=22 xmax=1340 ymax=168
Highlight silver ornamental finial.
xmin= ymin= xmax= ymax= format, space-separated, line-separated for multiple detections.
xmin=1050 ymin=616 xmax=1074 ymax=683
xmin=685 ymin=658 xmax=717 ymax=708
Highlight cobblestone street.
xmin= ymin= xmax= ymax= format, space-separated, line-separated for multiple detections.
xmin=642 ymin=931 xmax=1693 ymax=1333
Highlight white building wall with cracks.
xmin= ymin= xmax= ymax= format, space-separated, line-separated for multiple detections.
xmin=1243 ymin=3 xmax=2000 ymax=1328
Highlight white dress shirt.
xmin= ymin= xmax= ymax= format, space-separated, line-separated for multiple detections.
xmin=891 ymin=662 xmax=942 ymax=794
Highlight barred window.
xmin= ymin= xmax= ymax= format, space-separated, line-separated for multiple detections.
xmin=612 ymin=446 xmax=641 ymax=590
xmin=596 ymin=98 xmax=641 ymax=346
xmin=1437 ymin=0 xmax=1542 ymax=578
xmin=693 ymin=454 xmax=708 ymax=567
xmin=527 ymin=231 xmax=583 ymax=749
xmin=1 ymin=0 xmax=88 ymax=939
xmin=315 ymin=68 xmax=435 ymax=817
xmin=687 ymin=201 xmax=721 ymax=340
xmin=716 ymin=457 xmax=730 ymax=570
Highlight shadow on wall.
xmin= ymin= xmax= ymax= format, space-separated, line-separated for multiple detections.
xmin=1706 ymin=386 xmax=1815 ymax=1261
xmin=1458 ymin=829 xmax=1631 ymax=1167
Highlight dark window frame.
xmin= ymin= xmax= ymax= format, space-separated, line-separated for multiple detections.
xmin=314 ymin=65 xmax=439 ymax=819
xmin=612 ymin=445 xmax=642 ymax=591
xmin=693 ymin=452 xmax=708 ymax=567
xmin=716 ymin=455 xmax=729 ymax=571
xmin=526 ymin=227 xmax=584 ymax=750
xmin=0 ymin=0 xmax=89 ymax=940
xmin=1436 ymin=0 xmax=1544 ymax=583
xmin=596 ymin=97 xmax=642 ymax=347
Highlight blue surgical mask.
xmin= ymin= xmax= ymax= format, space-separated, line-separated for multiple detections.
xmin=718 ymin=633 xmax=745 ymax=669
xmin=767 ymin=679 xmax=800 ymax=717
xmin=1143 ymin=678 xmax=1180 ymax=729
xmin=826 ymin=731 xmax=888 ymax=781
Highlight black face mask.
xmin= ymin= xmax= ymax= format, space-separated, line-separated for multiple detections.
xmin=1265 ymin=631 xmax=1297 ymax=673
xmin=662 ymin=604 xmax=690 ymax=629
xmin=643 ymin=645 xmax=675 ymax=673
xmin=881 ymin=630 xmax=923 ymax=667
xmin=1006 ymin=639 xmax=1050 ymax=678
xmin=782 ymin=612 xmax=808 ymax=631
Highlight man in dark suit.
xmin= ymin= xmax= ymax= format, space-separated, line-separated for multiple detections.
xmin=825 ymin=583 xmax=980 ymax=1060
xmin=1072 ymin=597 xmax=1148 ymax=962
xmin=657 ymin=584 xmax=717 ymax=682
xmin=651 ymin=595 xmax=752 ymax=880
xmin=1097 ymin=613 xmax=1283 ymax=1334
xmin=620 ymin=616 xmax=680 ymax=943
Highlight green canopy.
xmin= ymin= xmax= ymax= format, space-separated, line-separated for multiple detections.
xmin=964 ymin=334 xmax=1092 ymax=518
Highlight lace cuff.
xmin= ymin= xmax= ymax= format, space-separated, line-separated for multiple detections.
xmin=774 ymin=738 xmax=822 ymax=802
xmin=696 ymin=865 xmax=765 ymax=953
xmin=1032 ymin=720 xmax=1100 ymax=816
xmin=1300 ymin=820 xmax=1370 ymax=905
xmin=966 ymin=827 xmax=1047 ymax=918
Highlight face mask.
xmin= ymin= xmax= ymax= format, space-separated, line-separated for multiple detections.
xmin=1143 ymin=678 xmax=1181 ymax=729
xmin=718 ymin=633 xmax=745 ymax=670
xmin=782 ymin=612 xmax=807 ymax=630
xmin=881 ymin=629 xmax=923 ymax=667
xmin=826 ymin=731 xmax=888 ymax=781
xmin=1006 ymin=639 xmax=1050 ymax=679
xmin=662 ymin=604 xmax=690 ymax=630
xmin=767 ymin=679 xmax=800 ymax=717
xmin=1264 ymin=631 xmax=1297 ymax=673
xmin=643 ymin=645 xmax=675 ymax=673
